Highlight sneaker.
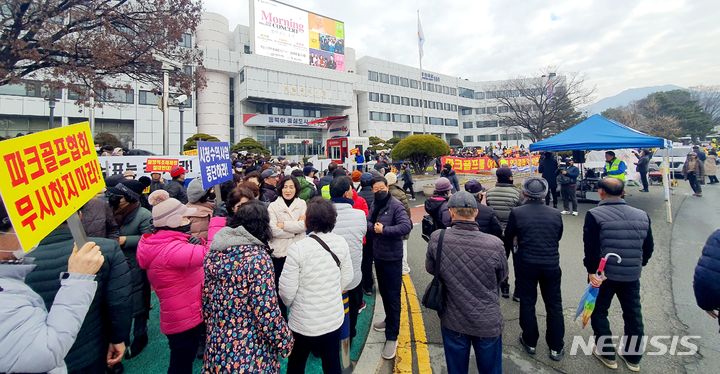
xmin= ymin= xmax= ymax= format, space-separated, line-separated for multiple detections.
xmin=572 ymin=211 xmax=579 ymax=216
xmin=512 ymin=294 xmax=520 ymax=302
xmin=549 ymin=348 xmax=565 ymax=361
xmin=409 ymin=197 xmax=417 ymax=201
xmin=618 ymin=352 xmax=640 ymax=372
xmin=373 ymin=321 xmax=386 ymax=332
xmin=500 ymin=284 xmax=510 ymax=299
xmin=593 ymin=347 xmax=618 ymax=369
xmin=519 ymin=335 xmax=536 ymax=355
xmin=382 ymin=340 xmax=398 ymax=360
xmin=358 ymin=301 xmax=367 ymax=314
xmin=561 ymin=210 xmax=571 ymax=215
xmin=639 ymin=189 xmax=649 ymax=192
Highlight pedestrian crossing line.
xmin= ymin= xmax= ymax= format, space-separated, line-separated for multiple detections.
xmin=403 ymin=275 xmax=432 ymax=374
xmin=395 ymin=281 xmax=414 ymax=373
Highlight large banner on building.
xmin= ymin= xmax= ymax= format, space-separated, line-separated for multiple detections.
xmin=0 ymin=122 xmax=104 ymax=252
xmin=441 ymin=155 xmax=540 ymax=174
xmin=252 ymin=0 xmax=345 ymax=71
xmin=242 ymin=113 xmax=326 ymax=129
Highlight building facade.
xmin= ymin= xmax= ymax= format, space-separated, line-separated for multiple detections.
xmin=0 ymin=10 xmax=534 ymax=156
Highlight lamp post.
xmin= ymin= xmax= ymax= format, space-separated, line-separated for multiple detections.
xmin=45 ymin=89 xmax=57 ymax=128
xmin=162 ymin=69 xmax=170 ymax=155
xmin=179 ymin=101 xmax=185 ymax=154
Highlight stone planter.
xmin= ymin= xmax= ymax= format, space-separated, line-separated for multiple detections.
xmin=422 ymin=184 xmax=435 ymax=196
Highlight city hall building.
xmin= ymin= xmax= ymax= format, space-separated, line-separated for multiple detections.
xmin=0 ymin=1 xmax=533 ymax=157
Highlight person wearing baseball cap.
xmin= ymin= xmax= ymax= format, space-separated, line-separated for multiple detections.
xmin=464 ymin=180 xmax=503 ymax=239
xmin=260 ymin=169 xmax=280 ymax=203
xmin=165 ymin=165 xmax=188 ymax=204
xmin=503 ymin=177 xmax=565 ymax=361
xmin=425 ymin=191 xmax=508 ymax=373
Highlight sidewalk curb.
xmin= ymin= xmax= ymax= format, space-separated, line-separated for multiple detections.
xmin=354 ymin=291 xmax=390 ymax=373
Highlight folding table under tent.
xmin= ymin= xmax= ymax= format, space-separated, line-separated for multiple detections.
xmin=529 ymin=114 xmax=674 ymax=222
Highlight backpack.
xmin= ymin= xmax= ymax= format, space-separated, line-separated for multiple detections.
xmin=421 ymin=200 xmax=448 ymax=242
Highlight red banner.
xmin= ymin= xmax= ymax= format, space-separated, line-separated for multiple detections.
xmin=145 ymin=158 xmax=179 ymax=173
xmin=441 ymin=155 xmax=540 ymax=174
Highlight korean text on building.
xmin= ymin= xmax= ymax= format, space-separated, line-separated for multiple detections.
xmin=0 ymin=122 xmax=104 ymax=251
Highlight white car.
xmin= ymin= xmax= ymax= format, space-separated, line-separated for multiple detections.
xmin=651 ymin=147 xmax=693 ymax=177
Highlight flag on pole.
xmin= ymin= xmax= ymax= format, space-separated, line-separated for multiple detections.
xmin=417 ymin=10 xmax=425 ymax=59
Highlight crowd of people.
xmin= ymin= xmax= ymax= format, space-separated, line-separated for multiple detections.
xmin=1 ymin=145 xmax=719 ymax=374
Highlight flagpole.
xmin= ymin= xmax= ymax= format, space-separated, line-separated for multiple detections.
xmin=418 ymin=9 xmax=426 ymax=134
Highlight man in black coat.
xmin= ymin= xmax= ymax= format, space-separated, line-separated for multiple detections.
xmin=25 ymin=224 xmax=132 ymax=373
xmin=367 ymin=176 xmax=412 ymax=360
xmin=464 ymin=180 xmax=503 ymax=239
xmin=632 ymin=149 xmax=651 ymax=192
xmin=539 ymin=152 xmax=559 ymax=208
xmin=583 ymin=178 xmax=653 ymax=371
xmin=504 ymin=177 xmax=565 ymax=361
xmin=260 ymin=168 xmax=280 ymax=202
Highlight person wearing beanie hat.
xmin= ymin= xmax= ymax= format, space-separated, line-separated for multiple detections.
xmin=185 ymin=179 xmax=216 ymax=239
xmin=106 ymin=180 xmax=153 ymax=359
xmin=424 ymin=177 xmax=453 ymax=236
xmin=137 ymin=190 xmax=207 ymax=373
xmin=504 ymin=176 xmax=565 ymax=361
xmin=165 ymin=166 xmax=188 ymax=204
xmin=464 ymin=180 xmax=503 ymax=239
xmin=485 ymin=171 xmax=522 ymax=299
xmin=385 ymin=172 xmax=411 ymax=274
xmin=425 ymin=190 xmax=508 ymax=373
xmin=351 ymin=170 xmax=363 ymax=188
xmin=440 ymin=163 xmax=460 ymax=192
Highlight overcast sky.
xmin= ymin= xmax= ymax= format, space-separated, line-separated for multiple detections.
xmin=203 ymin=0 xmax=720 ymax=101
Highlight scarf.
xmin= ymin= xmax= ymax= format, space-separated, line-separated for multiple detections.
xmin=114 ymin=201 xmax=140 ymax=226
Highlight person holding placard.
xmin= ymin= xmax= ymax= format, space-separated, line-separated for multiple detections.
xmin=0 ymin=200 xmax=107 ymax=374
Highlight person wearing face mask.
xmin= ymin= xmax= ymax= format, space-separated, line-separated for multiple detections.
xmin=1 ymin=198 xmax=108 ymax=374
xmin=206 ymin=185 xmax=256 ymax=248
xmin=185 ymin=179 xmax=216 ymax=240
xmin=106 ymin=180 xmax=154 ymax=358
xmin=165 ymin=166 xmax=189 ymax=204
xmin=137 ymin=190 xmax=208 ymax=374
xmin=268 ymin=175 xmax=308 ymax=318
xmin=367 ymin=176 xmax=413 ymax=360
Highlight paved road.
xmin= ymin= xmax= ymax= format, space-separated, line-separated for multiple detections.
xmin=394 ymin=181 xmax=716 ymax=373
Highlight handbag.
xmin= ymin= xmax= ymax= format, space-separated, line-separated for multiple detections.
xmin=422 ymin=229 xmax=446 ymax=312
xmin=309 ymin=234 xmax=341 ymax=268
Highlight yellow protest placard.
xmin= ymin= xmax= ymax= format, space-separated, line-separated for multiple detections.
xmin=0 ymin=122 xmax=104 ymax=252
xmin=183 ymin=149 xmax=198 ymax=156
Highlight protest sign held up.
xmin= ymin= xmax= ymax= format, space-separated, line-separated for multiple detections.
xmin=197 ymin=141 xmax=233 ymax=190
xmin=145 ymin=158 xmax=179 ymax=173
xmin=0 ymin=122 xmax=104 ymax=252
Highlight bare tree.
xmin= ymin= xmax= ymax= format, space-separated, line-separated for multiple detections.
xmin=690 ymin=85 xmax=720 ymax=124
xmin=491 ymin=68 xmax=594 ymax=141
xmin=602 ymin=99 xmax=682 ymax=141
xmin=0 ymin=0 xmax=205 ymax=102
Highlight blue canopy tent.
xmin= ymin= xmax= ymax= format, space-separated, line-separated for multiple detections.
xmin=529 ymin=114 xmax=673 ymax=222
xmin=529 ymin=114 xmax=670 ymax=152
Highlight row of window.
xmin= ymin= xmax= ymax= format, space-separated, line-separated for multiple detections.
xmin=254 ymin=103 xmax=322 ymax=118
xmin=367 ymin=92 xmax=458 ymax=112
xmin=463 ymin=133 xmax=525 ymax=143
xmin=0 ymin=81 xmax=193 ymax=107
xmin=369 ymin=111 xmax=458 ymax=126
xmin=462 ymin=120 xmax=506 ymax=129
xmin=367 ymin=70 xmax=458 ymax=96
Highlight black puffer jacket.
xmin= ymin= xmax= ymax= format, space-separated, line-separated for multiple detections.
xmin=475 ymin=204 xmax=503 ymax=239
xmin=358 ymin=186 xmax=374 ymax=209
xmin=24 ymin=227 xmax=132 ymax=372
xmin=424 ymin=195 xmax=451 ymax=229
xmin=261 ymin=183 xmax=279 ymax=203
xmin=367 ymin=196 xmax=412 ymax=261
xmin=504 ymin=200 xmax=563 ymax=266
xmin=694 ymin=230 xmax=720 ymax=312
xmin=164 ymin=179 xmax=188 ymax=204
xmin=81 ymin=196 xmax=119 ymax=239
xmin=426 ymin=222 xmax=508 ymax=337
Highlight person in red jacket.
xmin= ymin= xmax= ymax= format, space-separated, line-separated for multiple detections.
xmin=137 ymin=190 xmax=208 ymax=374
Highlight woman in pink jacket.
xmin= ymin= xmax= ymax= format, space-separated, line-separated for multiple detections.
xmin=137 ymin=190 xmax=208 ymax=374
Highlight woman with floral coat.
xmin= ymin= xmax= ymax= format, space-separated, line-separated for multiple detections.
xmin=203 ymin=200 xmax=293 ymax=372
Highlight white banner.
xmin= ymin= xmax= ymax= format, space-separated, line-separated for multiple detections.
xmin=242 ymin=113 xmax=326 ymax=129
xmin=98 ymin=156 xmax=200 ymax=180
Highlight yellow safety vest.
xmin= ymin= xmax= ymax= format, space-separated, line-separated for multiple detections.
xmin=499 ymin=159 xmax=509 ymax=167
xmin=605 ymin=158 xmax=625 ymax=181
